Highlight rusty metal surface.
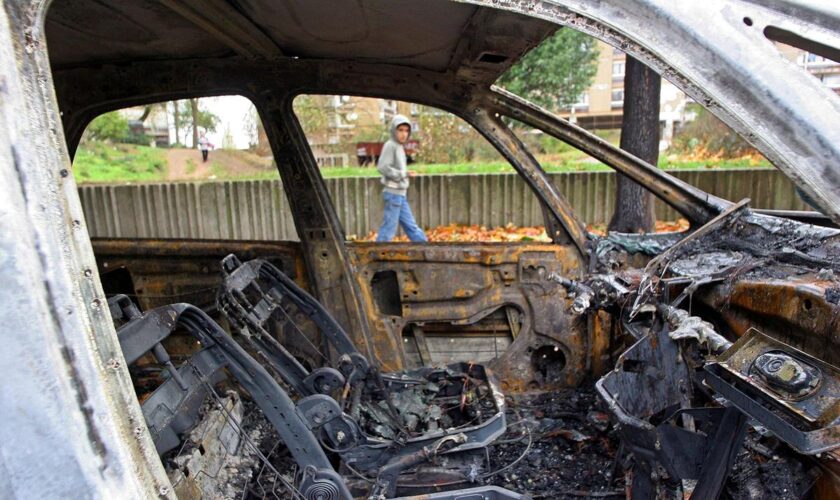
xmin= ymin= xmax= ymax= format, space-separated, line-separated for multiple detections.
xmin=704 ymin=328 xmax=840 ymax=454
xmin=348 ymin=242 xmax=596 ymax=392
xmin=90 ymin=238 xmax=605 ymax=394
xmin=698 ymin=275 xmax=840 ymax=368
xmin=91 ymin=238 xmax=307 ymax=312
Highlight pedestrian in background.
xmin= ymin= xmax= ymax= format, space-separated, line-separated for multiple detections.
xmin=376 ymin=115 xmax=427 ymax=242
xmin=198 ymin=132 xmax=213 ymax=163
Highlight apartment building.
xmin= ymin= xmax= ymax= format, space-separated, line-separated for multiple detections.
xmin=775 ymin=43 xmax=840 ymax=95
xmin=314 ymin=95 xmax=412 ymax=146
xmin=559 ymin=40 xmax=690 ymax=146
xmin=561 ymin=39 xmax=840 ymax=144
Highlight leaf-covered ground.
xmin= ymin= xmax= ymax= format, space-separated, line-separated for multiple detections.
xmin=354 ymin=219 xmax=690 ymax=243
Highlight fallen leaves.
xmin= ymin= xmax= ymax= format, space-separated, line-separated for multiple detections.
xmin=354 ymin=223 xmax=549 ymax=243
xmin=586 ymin=218 xmax=689 ymax=237
xmin=354 ymin=219 xmax=689 ymax=242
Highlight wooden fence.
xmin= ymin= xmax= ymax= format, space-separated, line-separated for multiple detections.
xmin=78 ymin=169 xmax=809 ymax=241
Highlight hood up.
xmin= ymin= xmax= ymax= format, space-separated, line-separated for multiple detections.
xmin=389 ymin=114 xmax=412 ymax=142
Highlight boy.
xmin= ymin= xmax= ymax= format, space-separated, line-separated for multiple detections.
xmin=376 ymin=115 xmax=428 ymax=242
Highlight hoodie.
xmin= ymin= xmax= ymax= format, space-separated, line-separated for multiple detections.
xmin=377 ymin=114 xmax=411 ymax=196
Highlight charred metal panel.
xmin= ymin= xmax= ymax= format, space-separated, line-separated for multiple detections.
xmin=91 ymin=239 xmax=328 ymax=370
xmin=91 ymin=239 xmax=307 ymax=312
xmin=256 ymin=90 xmax=380 ymax=366
xmin=706 ymin=329 xmax=840 ymax=454
xmin=698 ymin=276 xmax=840 ymax=368
xmin=349 ymin=243 xmax=595 ymax=391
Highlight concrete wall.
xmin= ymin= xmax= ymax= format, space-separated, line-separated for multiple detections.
xmin=79 ymin=169 xmax=809 ymax=241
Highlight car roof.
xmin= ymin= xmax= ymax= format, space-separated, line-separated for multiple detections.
xmin=46 ymin=0 xmax=556 ymax=86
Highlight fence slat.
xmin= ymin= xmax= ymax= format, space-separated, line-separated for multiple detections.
xmin=79 ymin=169 xmax=801 ymax=241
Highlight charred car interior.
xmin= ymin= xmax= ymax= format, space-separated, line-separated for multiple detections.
xmin=3 ymin=0 xmax=840 ymax=499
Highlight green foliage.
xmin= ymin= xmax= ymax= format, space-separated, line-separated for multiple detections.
xmin=71 ymin=136 xmax=770 ymax=184
xmin=172 ymin=99 xmax=221 ymax=144
xmin=351 ymin=127 xmax=387 ymax=142
xmin=86 ymin=112 xmax=129 ymax=142
xmin=293 ymin=95 xmax=330 ymax=139
xmin=309 ymin=156 xmax=768 ymax=179
xmin=123 ymin=130 xmax=151 ymax=146
xmin=415 ymin=109 xmax=501 ymax=164
xmin=497 ymin=29 xmax=599 ymax=111
xmin=73 ymin=141 xmax=166 ymax=183
xmin=195 ymin=106 xmax=220 ymax=133
xmin=671 ymin=105 xmax=759 ymax=158
xmin=658 ymin=157 xmax=770 ymax=170
xmin=539 ymin=134 xmax=574 ymax=155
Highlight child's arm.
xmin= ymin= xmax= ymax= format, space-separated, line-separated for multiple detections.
xmin=376 ymin=142 xmax=406 ymax=181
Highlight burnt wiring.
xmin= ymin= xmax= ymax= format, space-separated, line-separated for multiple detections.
xmin=479 ymin=422 xmax=533 ymax=480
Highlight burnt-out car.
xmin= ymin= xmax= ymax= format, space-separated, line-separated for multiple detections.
xmin=2 ymin=0 xmax=840 ymax=498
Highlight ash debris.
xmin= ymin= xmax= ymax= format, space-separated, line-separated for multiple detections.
xmin=486 ymin=388 xmax=624 ymax=499
xmin=233 ymin=401 xmax=298 ymax=500
xmin=483 ymin=386 xmax=819 ymax=500
xmin=163 ymin=393 xmax=297 ymax=500
xmin=726 ymin=432 xmax=820 ymax=500
xmin=160 ymin=385 xmax=823 ymax=500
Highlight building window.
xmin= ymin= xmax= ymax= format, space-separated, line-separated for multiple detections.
xmin=799 ymin=52 xmax=833 ymax=67
xmin=611 ymin=89 xmax=624 ymax=107
xmin=410 ymin=102 xmax=420 ymax=116
xmin=823 ymin=74 xmax=840 ymax=89
xmin=571 ymin=92 xmax=589 ymax=111
xmin=612 ymin=61 xmax=625 ymax=77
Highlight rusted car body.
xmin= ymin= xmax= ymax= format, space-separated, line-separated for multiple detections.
xmin=2 ymin=0 xmax=840 ymax=498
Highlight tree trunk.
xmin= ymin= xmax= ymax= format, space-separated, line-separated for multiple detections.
xmin=190 ymin=98 xmax=199 ymax=148
xmin=173 ymin=100 xmax=180 ymax=146
xmin=608 ymin=56 xmax=660 ymax=233
xmin=139 ymin=104 xmax=154 ymax=123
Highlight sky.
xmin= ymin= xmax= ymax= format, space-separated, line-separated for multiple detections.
xmin=200 ymin=95 xmax=255 ymax=150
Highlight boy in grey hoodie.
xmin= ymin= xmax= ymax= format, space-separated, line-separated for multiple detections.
xmin=376 ymin=115 xmax=428 ymax=242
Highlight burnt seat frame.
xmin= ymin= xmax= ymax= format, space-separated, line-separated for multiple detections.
xmin=109 ymin=295 xmax=354 ymax=499
xmin=216 ymin=255 xmax=508 ymax=486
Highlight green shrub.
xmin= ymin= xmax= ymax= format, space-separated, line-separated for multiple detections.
xmin=86 ymin=112 xmax=129 ymax=142
xmin=671 ymin=105 xmax=758 ymax=158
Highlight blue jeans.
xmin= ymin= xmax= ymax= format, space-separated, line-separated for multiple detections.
xmin=377 ymin=192 xmax=428 ymax=242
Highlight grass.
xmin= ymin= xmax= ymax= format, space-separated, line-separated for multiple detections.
xmin=72 ymin=140 xmax=772 ymax=184
xmin=185 ymin=158 xmax=197 ymax=175
xmin=315 ymin=155 xmax=771 ymax=178
xmin=656 ymin=156 xmax=770 ymax=170
xmin=209 ymin=159 xmax=226 ymax=179
xmin=73 ymin=142 xmax=166 ymax=183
